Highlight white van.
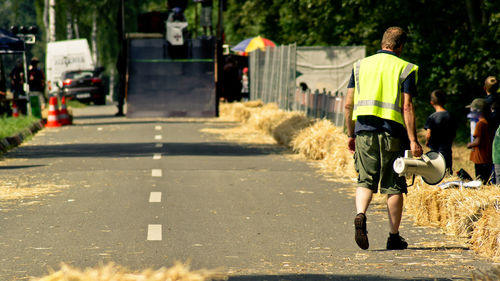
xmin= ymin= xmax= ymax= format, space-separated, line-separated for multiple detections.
xmin=45 ymin=39 xmax=95 ymax=94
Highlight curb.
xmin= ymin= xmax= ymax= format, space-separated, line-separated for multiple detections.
xmin=0 ymin=120 xmax=44 ymax=153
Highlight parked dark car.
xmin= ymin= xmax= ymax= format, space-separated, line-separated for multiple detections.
xmin=60 ymin=68 xmax=106 ymax=105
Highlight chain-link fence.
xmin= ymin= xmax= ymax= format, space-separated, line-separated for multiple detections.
xmin=249 ymin=45 xmax=365 ymax=127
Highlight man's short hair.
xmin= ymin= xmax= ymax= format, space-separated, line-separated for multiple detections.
xmin=484 ymin=76 xmax=499 ymax=94
xmin=381 ymin=27 xmax=407 ymax=50
xmin=430 ymin=89 xmax=446 ymax=106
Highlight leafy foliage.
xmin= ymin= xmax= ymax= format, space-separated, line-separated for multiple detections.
xmin=224 ymin=0 xmax=500 ymax=142
xmin=2 ymin=0 xmax=498 ymax=141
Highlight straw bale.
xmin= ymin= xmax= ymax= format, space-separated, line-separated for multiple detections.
xmin=407 ymin=182 xmax=500 ymax=237
xmin=316 ymin=144 xmax=356 ymax=179
xmin=291 ymin=119 xmax=341 ymax=160
xmin=272 ymin=112 xmax=312 ymax=146
xmin=406 ymin=181 xmax=445 ymax=227
xmin=470 ymin=205 xmax=500 ymax=261
xmin=218 ymin=102 xmax=251 ymax=122
xmin=32 ymin=262 xmax=225 ymax=281
xmin=247 ymin=106 xmax=288 ymax=134
xmin=442 ymin=186 xmax=499 ymax=237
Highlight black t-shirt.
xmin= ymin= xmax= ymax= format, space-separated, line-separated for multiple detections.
xmin=347 ymin=50 xmax=417 ymax=138
xmin=424 ymin=111 xmax=456 ymax=153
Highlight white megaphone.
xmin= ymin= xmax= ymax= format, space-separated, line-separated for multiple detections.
xmin=393 ymin=150 xmax=446 ymax=185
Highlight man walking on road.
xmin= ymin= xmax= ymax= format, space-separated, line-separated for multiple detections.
xmin=344 ymin=27 xmax=423 ymax=250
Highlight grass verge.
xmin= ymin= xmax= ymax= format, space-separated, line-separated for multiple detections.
xmin=0 ymin=115 xmax=41 ymax=139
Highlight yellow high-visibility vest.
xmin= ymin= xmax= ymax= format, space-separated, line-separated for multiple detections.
xmin=353 ymin=52 xmax=418 ymax=126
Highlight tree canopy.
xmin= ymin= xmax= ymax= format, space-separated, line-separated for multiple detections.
xmin=224 ymin=0 xmax=500 ymax=141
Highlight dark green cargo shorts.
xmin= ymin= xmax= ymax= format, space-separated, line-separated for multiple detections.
xmin=354 ymin=131 xmax=407 ymax=194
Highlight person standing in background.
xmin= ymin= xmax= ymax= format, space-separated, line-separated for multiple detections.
xmin=28 ymin=57 xmax=46 ymax=110
xmin=241 ymin=67 xmax=249 ymax=101
xmin=467 ymin=98 xmax=494 ymax=184
xmin=424 ymin=89 xmax=456 ymax=175
xmin=9 ymin=60 xmax=27 ymax=115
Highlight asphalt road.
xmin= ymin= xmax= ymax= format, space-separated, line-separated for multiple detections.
xmin=0 ymin=105 xmax=495 ymax=280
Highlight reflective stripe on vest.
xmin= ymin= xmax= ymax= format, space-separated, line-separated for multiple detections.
xmin=354 ymin=61 xmax=414 ymax=112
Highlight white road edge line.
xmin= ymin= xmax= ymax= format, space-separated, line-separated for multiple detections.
xmin=147 ymin=224 xmax=162 ymax=241
xmin=149 ymin=192 xmax=162 ymax=203
xmin=152 ymin=169 xmax=162 ymax=177
xmin=153 ymin=153 xmax=161 ymax=160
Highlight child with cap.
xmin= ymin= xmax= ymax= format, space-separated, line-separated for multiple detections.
xmin=467 ymin=98 xmax=494 ymax=184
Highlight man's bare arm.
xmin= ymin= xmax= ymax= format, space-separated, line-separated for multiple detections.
xmin=403 ymin=92 xmax=423 ymax=157
xmin=344 ymin=88 xmax=356 ymax=153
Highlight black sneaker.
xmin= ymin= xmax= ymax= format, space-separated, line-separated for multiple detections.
xmin=354 ymin=213 xmax=369 ymax=250
xmin=386 ymin=233 xmax=408 ymax=250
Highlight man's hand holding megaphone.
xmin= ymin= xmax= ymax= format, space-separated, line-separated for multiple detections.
xmin=410 ymin=140 xmax=423 ymax=158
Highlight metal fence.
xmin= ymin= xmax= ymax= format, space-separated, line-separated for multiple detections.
xmin=249 ymin=44 xmax=296 ymax=110
xmin=292 ymin=88 xmax=346 ymax=127
xmin=249 ymin=45 xmax=364 ymax=127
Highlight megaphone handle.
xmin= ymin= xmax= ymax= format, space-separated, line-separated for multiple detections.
xmin=409 ymin=174 xmax=415 ymax=187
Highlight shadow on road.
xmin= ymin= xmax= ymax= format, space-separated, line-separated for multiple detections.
xmin=0 ymin=164 xmax=46 ymax=169
xmin=227 ymin=274 xmax=453 ymax=281
xmin=8 ymin=142 xmax=284 ymax=159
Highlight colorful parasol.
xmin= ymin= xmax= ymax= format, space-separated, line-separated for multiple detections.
xmin=232 ymin=36 xmax=276 ymax=53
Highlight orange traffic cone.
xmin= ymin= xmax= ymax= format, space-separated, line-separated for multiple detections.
xmin=45 ymin=96 xmax=61 ymax=128
xmin=12 ymin=102 xmax=19 ymax=118
xmin=59 ymin=96 xmax=72 ymax=125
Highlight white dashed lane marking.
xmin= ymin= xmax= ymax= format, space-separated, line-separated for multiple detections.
xmin=147 ymin=224 xmax=162 ymax=241
xmin=149 ymin=192 xmax=162 ymax=203
xmin=152 ymin=169 xmax=162 ymax=177
xmin=149 ymin=127 xmax=164 ymax=242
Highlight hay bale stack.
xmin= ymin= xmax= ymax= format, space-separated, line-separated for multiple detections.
xmin=218 ymin=102 xmax=251 ymax=122
xmin=406 ymin=182 xmax=443 ymax=226
xmin=407 ymin=183 xmax=499 ymax=237
xmin=318 ymin=145 xmax=356 ymax=179
xmin=247 ymin=104 xmax=287 ymax=134
xmin=406 ymin=181 xmax=500 ymax=260
xmin=470 ymin=206 xmax=500 ymax=261
xmin=32 ymin=262 xmax=223 ymax=281
xmin=291 ymin=119 xmax=341 ymax=160
xmin=441 ymin=187 xmax=495 ymax=237
xmin=272 ymin=112 xmax=312 ymax=146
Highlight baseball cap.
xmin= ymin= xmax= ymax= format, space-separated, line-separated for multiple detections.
xmin=466 ymin=98 xmax=487 ymax=111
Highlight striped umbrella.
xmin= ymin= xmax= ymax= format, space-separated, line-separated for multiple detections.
xmin=232 ymin=36 xmax=276 ymax=53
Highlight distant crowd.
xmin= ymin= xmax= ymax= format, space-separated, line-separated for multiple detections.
xmin=1 ymin=57 xmax=46 ymax=116
xmin=427 ymin=76 xmax=499 ymax=184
